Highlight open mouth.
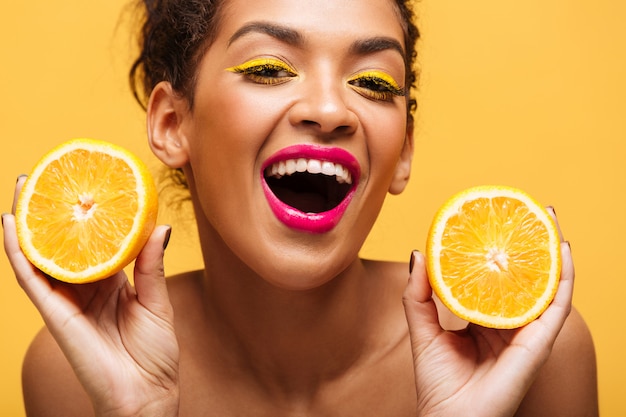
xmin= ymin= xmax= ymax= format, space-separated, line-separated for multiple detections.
xmin=261 ymin=145 xmax=360 ymax=233
xmin=264 ymin=158 xmax=353 ymax=214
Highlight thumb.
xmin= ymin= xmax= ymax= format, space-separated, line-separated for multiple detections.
xmin=402 ymin=251 xmax=443 ymax=353
xmin=133 ymin=225 xmax=172 ymax=317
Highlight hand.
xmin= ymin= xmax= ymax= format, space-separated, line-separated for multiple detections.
xmin=403 ymin=208 xmax=574 ymax=417
xmin=3 ymin=176 xmax=180 ymax=417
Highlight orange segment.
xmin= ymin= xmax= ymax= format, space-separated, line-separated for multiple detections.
xmin=15 ymin=138 xmax=158 ymax=283
xmin=426 ymin=185 xmax=561 ymax=329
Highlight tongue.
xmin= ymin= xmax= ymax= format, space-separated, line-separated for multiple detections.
xmin=272 ymin=187 xmax=329 ymax=213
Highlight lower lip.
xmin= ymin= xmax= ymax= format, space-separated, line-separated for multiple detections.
xmin=261 ymin=145 xmax=359 ymax=234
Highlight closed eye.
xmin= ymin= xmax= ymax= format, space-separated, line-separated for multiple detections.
xmin=348 ymin=70 xmax=405 ymax=101
xmin=226 ymin=58 xmax=297 ymax=85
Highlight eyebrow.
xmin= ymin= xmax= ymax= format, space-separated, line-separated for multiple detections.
xmin=228 ymin=21 xmax=406 ymax=61
xmin=349 ymin=37 xmax=406 ymax=61
xmin=228 ymin=21 xmax=304 ymax=46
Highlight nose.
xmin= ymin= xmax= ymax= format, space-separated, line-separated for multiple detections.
xmin=288 ymin=75 xmax=358 ymax=136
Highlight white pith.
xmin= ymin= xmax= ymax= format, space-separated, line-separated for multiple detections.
xmin=265 ymin=158 xmax=353 ymax=184
xmin=73 ymin=193 xmax=97 ymax=221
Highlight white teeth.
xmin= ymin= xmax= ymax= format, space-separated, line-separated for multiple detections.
xmin=321 ymin=161 xmax=335 ymax=176
xmin=307 ymin=159 xmax=322 ymax=174
xmin=296 ymin=158 xmax=307 ymax=173
xmin=266 ymin=158 xmax=353 ymax=185
xmin=285 ymin=159 xmax=297 ymax=175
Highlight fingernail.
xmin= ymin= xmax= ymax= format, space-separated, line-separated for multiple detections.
xmin=409 ymin=250 xmax=419 ymax=274
xmin=1 ymin=213 xmax=7 ymax=227
xmin=546 ymin=205 xmax=556 ymax=216
xmin=564 ymin=240 xmax=571 ymax=252
xmin=162 ymin=226 xmax=172 ymax=250
xmin=16 ymin=174 xmax=27 ymax=183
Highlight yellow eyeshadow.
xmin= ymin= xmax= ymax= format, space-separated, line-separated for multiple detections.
xmin=225 ymin=58 xmax=296 ymax=74
xmin=350 ymin=70 xmax=402 ymax=90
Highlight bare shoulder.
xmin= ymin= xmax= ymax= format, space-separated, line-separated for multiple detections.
xmin=516 ymin=307 xmax=599 ymax=417
xmin=22 ymin=327 xmax=93 ymax=417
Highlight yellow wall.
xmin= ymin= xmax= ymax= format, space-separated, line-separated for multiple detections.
xmin=1 ymin=1 xmax=624 ymax=415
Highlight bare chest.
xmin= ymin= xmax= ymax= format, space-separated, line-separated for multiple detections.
xmin=175 ymin=337 xmax=417 ymax=416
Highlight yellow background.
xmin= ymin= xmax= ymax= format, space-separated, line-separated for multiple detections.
xmin=1 ymin=0 xmax=624 ymax=415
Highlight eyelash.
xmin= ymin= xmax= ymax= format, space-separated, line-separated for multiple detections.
xmin=226 ymin=58 xmax=297 ymax=85
xmin=227 ymin=60 xmax=404 ymax=102
xmin=347 ymin=71 xmax=405 ymax=101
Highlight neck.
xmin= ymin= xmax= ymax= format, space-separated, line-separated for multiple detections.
xmin=197 ymin=232 xmax=384 ymax=398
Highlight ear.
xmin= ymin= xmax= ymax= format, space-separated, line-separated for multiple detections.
xmin=146 ymin=81 xmax=190 ymax=168
xmin=388 ymin=123 xmax=414 ymax=195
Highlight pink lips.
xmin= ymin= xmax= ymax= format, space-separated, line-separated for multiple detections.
xmin=261 ymin=144 xmax=360 ymax=234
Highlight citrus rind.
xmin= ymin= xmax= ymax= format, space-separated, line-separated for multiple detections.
xmin=425 ymin=185 xmax=562 ymax=329
xmin=15 ymin=138 xmax=158 ymax=283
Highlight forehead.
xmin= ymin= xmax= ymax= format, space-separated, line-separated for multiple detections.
xmin=219 ymin=0 xmax=405 ymax=51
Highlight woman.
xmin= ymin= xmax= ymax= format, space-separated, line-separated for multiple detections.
xmin=3 ymin=0 xmax=598 ymax=415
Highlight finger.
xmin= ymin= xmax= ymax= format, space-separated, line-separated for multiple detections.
xmin=2 ymin=212 xmax=59 ymax=313
xmin=5 ymin=175 xmax=53 ymax=306
xmin=526 ymin=240 xmax=574 ymax=347
xmin=538 ymin=206 xmax=573 ymax=328
xmin=539 ymin=205 xmax=573 ymax=315
xmin=546 ymin=206 xmax=564 ymax=242
xmin=402 ymin=251 xmax=443 ymax=354
xmin=12 ymin=175 xmax=27 ymax=214
xmin=133 ymin=225 xmax=173 ymax=318
xmin=551 ymin=241 xmax=575 ymax=316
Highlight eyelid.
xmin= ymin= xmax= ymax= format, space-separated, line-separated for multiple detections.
xmin=348 ymin=70 xmax=405 ymax=96
xmin=225 ymin=58 xmax=297 ymax=75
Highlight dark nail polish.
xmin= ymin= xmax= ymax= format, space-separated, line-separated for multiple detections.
xmin=409 ymin=250 xmax=419 ymax=274
xmin=162 ymin=226 xmax=172 ymax=250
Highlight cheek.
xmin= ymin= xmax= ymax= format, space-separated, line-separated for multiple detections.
xmin=184 ymin=92 xmax=279 ymax=215
xmin=209 ymin=84 xmax=285 ymax=135
xmin=187 ymin=92 xmax=264 ymax=164
xmin=366 ymin=110 xmax=408 ymax=174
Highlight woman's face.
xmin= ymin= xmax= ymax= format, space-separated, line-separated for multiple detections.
xmin=170 ymin=0 xmax=413 ymax=288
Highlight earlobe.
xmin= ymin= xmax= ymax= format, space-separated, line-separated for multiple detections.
xmin=147 ymin=81 xmax=190 ymax=168
xmin=388 ymin=125 xmax=414 ymax=195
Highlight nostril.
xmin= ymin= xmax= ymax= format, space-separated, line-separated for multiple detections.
xmin=288 ymin=89 xmax=358 ymax=134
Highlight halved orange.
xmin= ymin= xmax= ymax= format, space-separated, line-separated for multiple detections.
xmin=15 ymin=138 xmax=158 ymax=283
xmin=426 ymin=185 xmax=561 ymax=329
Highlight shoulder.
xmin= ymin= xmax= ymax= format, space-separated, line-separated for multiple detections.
xmin=22 ymin=327 xmax=93 ymax=417
xmin=517 ymin=307 xmax=599 ymax=417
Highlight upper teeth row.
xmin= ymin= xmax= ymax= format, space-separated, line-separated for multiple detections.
xmin=266 ymin=158 xmax=353 ymax=184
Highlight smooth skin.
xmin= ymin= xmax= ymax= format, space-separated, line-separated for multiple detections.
xmin=4 ymin=0 xmax=598 ymax=415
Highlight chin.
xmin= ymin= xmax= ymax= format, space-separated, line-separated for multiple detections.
xmin=250 ymin=248 xmax=357 ymax=292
